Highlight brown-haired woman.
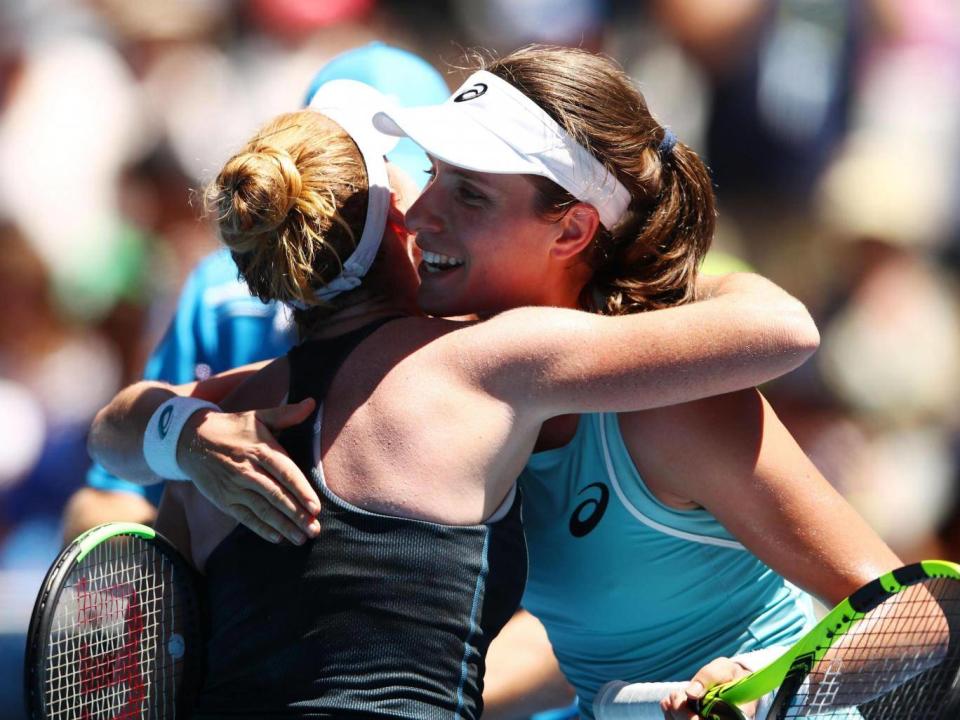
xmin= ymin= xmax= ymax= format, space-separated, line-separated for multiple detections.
xmin=378 ymin=46 xmax=899 ymax=720
xmin=88 ymin=50 xmax=892 ymax=720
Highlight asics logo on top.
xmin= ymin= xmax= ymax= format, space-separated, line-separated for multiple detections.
xmin=454 ymin=83 xmax=488 ymax=103
xmin=569 ymin=482 xmax=609 ymax=538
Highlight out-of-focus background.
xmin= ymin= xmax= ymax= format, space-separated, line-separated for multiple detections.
xmin=1 ymin=0 xmax=959 ymax=717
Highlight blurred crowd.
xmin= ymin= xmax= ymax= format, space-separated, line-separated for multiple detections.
xmin=1 ymin=0 xmax=959 ymax=716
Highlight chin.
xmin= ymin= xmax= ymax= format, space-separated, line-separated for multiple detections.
xmin=419 ymin=285 xmax=484 ymax=318
xmin=417 ymin=292 xmax=456 ymax=319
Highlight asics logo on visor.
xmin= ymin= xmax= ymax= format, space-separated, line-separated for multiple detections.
xmin=454 ymin=83 xmax=488 ymax=102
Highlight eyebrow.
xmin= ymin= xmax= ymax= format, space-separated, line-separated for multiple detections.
xmin=447 ymin=166 xmax=498 ymax=192
xmin=428 ymin=155 xmax=497 ymax=190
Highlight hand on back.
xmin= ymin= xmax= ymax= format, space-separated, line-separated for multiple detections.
xmin=177 ymin=399 xmax=322 ymax=545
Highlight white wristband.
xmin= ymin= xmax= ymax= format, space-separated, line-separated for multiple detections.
xmin=143 ymin=396 xmax=220 ymax=481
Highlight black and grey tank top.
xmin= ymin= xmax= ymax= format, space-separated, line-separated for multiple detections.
xmin=194 ymin=319 xmax=527 ymax=719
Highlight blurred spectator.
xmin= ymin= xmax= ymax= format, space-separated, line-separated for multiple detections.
xmin=0 ymin=31 xmax=148 ymax=323
xmin=451 ymin=0 xmax=608 ymax=51
xmin=0 ymin=222 xmax=119 ymax=531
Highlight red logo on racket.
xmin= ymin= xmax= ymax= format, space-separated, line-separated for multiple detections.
xmin=77 ymin=580 xmax=147 ymax=719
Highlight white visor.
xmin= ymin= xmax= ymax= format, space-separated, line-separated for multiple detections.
xmin=373 ymin=70 xmax=631 ymax=229
xmin=303 ymin=79 xmax=399 ymax=303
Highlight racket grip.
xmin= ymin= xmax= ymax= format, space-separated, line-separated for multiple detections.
xmin=594 ymin=680 xmax=689 ymax=719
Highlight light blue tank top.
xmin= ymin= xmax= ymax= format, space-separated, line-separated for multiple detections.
xmin=520 ymin=413 xmax=814 ymax=719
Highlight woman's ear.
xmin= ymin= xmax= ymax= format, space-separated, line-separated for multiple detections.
xmin=550 ymin=203 xmax=600 ymax=261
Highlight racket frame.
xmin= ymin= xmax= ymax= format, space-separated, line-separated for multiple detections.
xmin=23 ymin=522 xmax=204 ymax=720
xmin=697 ymin=560 xmax=960 ymax=718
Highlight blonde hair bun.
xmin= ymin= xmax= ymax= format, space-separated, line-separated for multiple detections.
xmin=214 ymin=145 xmax=304 ymax=247
xmin=204 ymin=110 xmax=369 ymax=310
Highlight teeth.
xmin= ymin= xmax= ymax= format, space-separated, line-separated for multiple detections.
xmin=422 ymin=250 xmax=464 ymax=269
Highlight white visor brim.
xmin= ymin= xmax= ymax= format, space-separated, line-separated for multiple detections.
xmin=373 ymin=70 xmax=631 ymax=229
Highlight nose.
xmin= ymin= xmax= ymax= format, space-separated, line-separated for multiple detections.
xmin=404 ymin=182 xmax=443 ymax=236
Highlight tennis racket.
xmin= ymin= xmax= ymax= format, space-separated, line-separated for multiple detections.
xmin=594 ymin=560 xmax=960 ymax=720
xmin=24 ymin=522 xmax=204 ymax=720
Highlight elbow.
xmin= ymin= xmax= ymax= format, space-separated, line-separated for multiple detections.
xmin=775 ymin=299 xmax=821 ymax=364
xmin=86 ymin=405 xmax=110 ymax=468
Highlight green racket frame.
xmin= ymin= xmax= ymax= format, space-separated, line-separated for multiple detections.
xmin=24 ymin=522 xmax=204 ymax=720
xmin=696 ymin=560 xmax=960 ymax=719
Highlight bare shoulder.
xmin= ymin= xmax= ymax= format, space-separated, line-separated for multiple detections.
xmin=374 ymin=315 xmax=532 ymax=375
xmin=321 ymin=316 xmax=486 ymax=408
xmin=354 ymin=316 xmax=481 ymax=373
xmin=617 ymin=389 xmax=770 ymax=506
xmin=620 ymin=389 xmax=766 ymax=452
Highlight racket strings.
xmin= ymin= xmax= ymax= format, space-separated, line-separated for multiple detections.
xmin=42 ymin=538 xmax=191 ymax=720
xmin=779 ymin=577 xmax=960 ymax=719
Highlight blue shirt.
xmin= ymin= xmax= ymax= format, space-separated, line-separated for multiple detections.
xmin=519 ymin=413 xmax=815 ymax=719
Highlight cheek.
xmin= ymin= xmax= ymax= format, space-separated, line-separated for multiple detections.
xmin=409 ymin=239 xmax=421 ymax=267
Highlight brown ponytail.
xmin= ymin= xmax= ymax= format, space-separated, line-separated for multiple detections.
xmin=486 ymin=46 xmax=716 ymax=314
xmin=204 ymin=110 xmax=368 ymax=312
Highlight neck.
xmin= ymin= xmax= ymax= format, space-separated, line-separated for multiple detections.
xmin=299 ymin=296 xmax=412 ymax=341
xmin=475 ymin=287 xmax=583 ymax=321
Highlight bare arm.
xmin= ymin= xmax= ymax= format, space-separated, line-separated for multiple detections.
xmin=88 ymin=381 xmax=192 ymax=485
xmin=482 ymin=609 xmax=576 ymax=719
xmin=87 ymin=360 xmax=277 ymax=484
xmin=460 ymin=272 xmax=820 ymax=421
xmin=624 ymin=390 xmax=900 ymax=606
xmin=630 ymin=392 xmax=900 ymax=719
xmin=87 ymin=361 xmax=321 ymax=544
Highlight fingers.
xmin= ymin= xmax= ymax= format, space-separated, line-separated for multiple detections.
xmin=660 ymin=657 xmax=750 ymax=719
xmin=243 ymin=457 xmax=321 ymax=538
xmin=228 ymin=502 xmax=286 ymax=544
xmin=661 ymin=689 xmax=698 ymax=719
xmin=255 ymin=398 xmax=316 ymax=432
xmin=250 ymin=400 xmax=323 ymax=521
xmin=659 ymin=657 xmax=752 ymax=719
xmin=229 ymin=492 xmax=310 ymax=545
xmin=181 ymin=404 xmax=323 ymax=542
xmin=249 ymin=432 xmax=323 ymax=519
xmin=688 ymin=657 xmax=749 ymax=701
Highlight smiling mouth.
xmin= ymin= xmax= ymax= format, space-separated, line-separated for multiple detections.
xmin=421 ymin=250 xmax=465 ymax=274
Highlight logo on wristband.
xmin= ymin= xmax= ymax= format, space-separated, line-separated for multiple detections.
xmin=158 ymin=406 xmax=174 ymax=438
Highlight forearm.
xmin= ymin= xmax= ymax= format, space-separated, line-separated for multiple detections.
xmin=482 ymin=610 xmax=576 ymax=719
xmin=189 ymin=362 xmax=269 ymax=401
xmin=87 ymin=361 xmax=268 ymax=486
xmin=87 ymin=381 xmax=186 ymax=485
xmin=477 ymin=279 xmax=820 ymax=418
xmin=696 ymin=272 xmax=819 ymax=356
xmin=684 ymin=392 xmax=901 ymax=606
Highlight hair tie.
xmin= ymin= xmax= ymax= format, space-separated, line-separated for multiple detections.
xmin=658 ymin=128 xmax=677 ymax=157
